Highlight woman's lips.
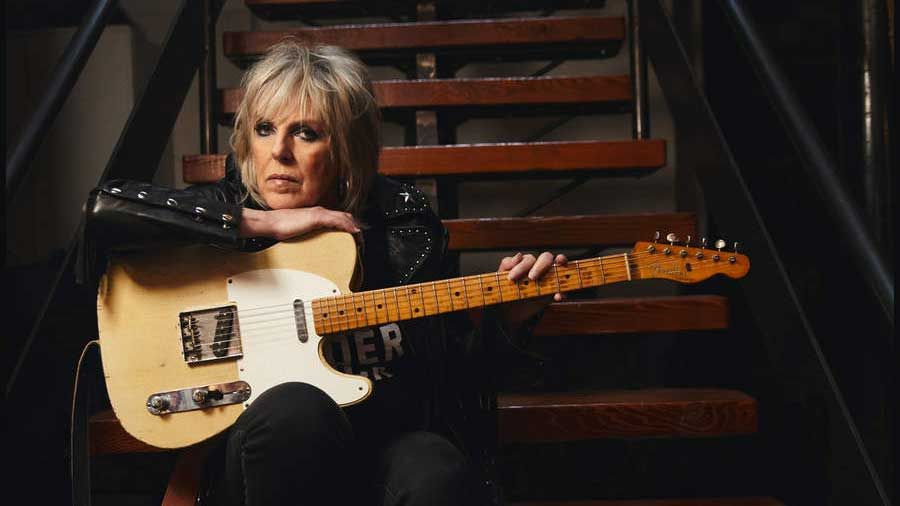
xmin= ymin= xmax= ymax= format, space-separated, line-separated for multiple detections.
xmin=267 ymin=173 xmax=299 ymax=182
xmin=266 ymin=174 xmax=301 ymax=188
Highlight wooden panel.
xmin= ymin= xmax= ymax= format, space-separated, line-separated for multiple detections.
xmin=444 ymin=213 xmax=696 ymax=251
xmin=89 ymin=410 xmax=165 ymax=455
xmin=513 ymin=499 xmax=784 ymax=506
xmin=220 ymin=76 xmax=631 ymax=116
xmin=534 ymin=296 xmax=728 ymax=336
xmin=182 ymin=140 xmax=666 ymax=184
xmin=497 ymin=389 xmax=758 ymax=443
xmin=223 ymin=16 xmax=625 ymax=60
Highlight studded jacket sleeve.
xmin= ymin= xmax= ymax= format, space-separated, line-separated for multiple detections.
xmin=83 ymin=157 xmax=248 ymax=254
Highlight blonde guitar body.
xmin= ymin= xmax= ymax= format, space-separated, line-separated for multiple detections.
xmin=97 ymin=231 xmax=371 ymax=450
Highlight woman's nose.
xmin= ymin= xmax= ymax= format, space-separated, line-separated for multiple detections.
xmin=271 ymin=133 xmax=294 ymax=163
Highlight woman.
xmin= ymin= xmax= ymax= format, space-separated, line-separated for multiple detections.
xmin=86 ymin=41 xmax=566 ymax=505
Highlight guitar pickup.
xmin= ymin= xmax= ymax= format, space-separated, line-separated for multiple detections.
xmin=146 ymin=381 xmax=251 ymax=416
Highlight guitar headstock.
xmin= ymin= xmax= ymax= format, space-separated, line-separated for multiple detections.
xmin=631 ymin=233 xmax=750 ymax=284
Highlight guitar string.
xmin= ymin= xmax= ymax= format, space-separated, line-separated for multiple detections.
xmin=180 ymin=256 xmax=739 ymax=349
xmin=185 ymin=255 xmax=738 ymax=338
xmin=181 ymin=248 xmax=731 ymax=319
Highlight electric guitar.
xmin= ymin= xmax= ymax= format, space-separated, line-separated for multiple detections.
xmin=97 ymin=231 xmax=749 ymax=449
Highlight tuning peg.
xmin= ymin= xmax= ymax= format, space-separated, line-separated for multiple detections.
xmin=666 ymin=233 xmax=678 ymax=245
xmin=729 ymin=242 xmax=739 ymax=264
xmin=653 ymin=231 xmax=660 ymax=243
xmin=686 ymin=235 xmax=692 ymax=246
xmin=715 ymin=239 xmax=726 ymax=251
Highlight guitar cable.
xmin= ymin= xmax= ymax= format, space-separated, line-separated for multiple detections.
xmin=70 ymin=339 xmax=100 ymax=506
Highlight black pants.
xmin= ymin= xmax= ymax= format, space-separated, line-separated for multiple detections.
xmin=210 ymin=382 xmax=472 ymax=506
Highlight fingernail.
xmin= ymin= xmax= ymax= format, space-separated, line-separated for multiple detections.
xmin=514 ymin=252 xmax=522 ymax=258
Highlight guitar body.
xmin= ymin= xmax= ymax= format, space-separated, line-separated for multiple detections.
xmin=97 ymin=231 xmax=372 ymax=449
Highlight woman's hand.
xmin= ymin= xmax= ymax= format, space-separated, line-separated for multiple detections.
xmin=240 ymin=207 xmax=360 ymax=241
xmin=496 ymin=252 xmax=568 ymax=335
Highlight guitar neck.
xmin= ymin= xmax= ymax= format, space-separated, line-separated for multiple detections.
xmin=310 ymin=252 xmax=641 ymax=334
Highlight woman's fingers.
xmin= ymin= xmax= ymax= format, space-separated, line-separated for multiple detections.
xmin=498 ymin=252 xmax=523 ymax=272
xmin=508 ymin=254 xmax=537 ymax=280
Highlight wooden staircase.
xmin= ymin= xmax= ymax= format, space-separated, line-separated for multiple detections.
xmin=90 ymin=1 xmax=782 ymax=505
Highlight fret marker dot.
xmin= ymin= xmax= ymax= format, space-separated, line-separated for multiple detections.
xmin=454 ymin=291 xmax=460 ymax=297
xmin=339 ymin=310 xmax=344 ymax=315
xmin=414 ymin=308 xmax=420 ymax=313
xmin=357 ymin=308 xmax=362 ymax=312
xmin=377 ymin=304 xmax=383 ymax=309
xmin=486 ymin=286 xmax=492 ymax=292
xmin=323 ymin=313 xmax=328 ymax=318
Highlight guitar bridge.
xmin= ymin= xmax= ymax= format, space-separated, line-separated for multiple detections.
xmin=179 ymin=305 xmax=243 ymax=364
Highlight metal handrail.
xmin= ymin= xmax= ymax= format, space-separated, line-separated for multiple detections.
xmin=4 ymin=0 xmax=118 ymax=201
xmin=719 ymin=0 xmax=894 ymax=327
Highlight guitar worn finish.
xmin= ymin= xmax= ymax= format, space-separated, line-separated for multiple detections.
xmin=98 ymin=231 xmax=365 ymax=449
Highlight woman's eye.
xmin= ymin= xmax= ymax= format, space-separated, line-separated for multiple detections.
xmin=294 ymin=127 xmax=320 ymax=142
xmin=254 ymin=123 xmax=274 ymax=136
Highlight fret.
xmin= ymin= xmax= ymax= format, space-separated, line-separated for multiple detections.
xmin=393 ymin=286 xmax=408 ymax=320
xmin=514 ymin=274 xmax=523 ymax=299
xmin=574 ymin=261 xmax=585 ymax=288
xmin=446 ymin=280 xmax=454 ymax=312
xmin=462 ymin=276 xmax=476 ymax=308
xmin=493 ymin=272 xmax=504 ymax=303
xmin=352 ymin=293 xmax=365 ymax=328
xmin=450 ymin=278 xmax=468 ymax=309
xmin=334 ymin=295 xmax=348 ymax=332
xmin=477 ymin=275 xmax=492 ymax=307
xmin=598 ymin=256 xmax=606 ymax=284
xmin=431 ymin=282 xmax=441 ymax=314
xmin=326 ymin=296 xmax=337 ymax=331
xmin=374 ymin=289 xmax=387 ymax=325
xmin=623 ymin=253 xmax=631 ymax=281
xmin=405 ymin=286 xmax=423 ymax=317
xmin=362 ymin=291 xmax=373 ymax=327
xmin=552 ymin=264 xmax=562 ymax=294
xmin=537 ymin=269 xmax=556 ymax=296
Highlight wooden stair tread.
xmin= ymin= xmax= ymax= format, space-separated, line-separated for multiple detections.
xmin=244 ymin=0 xmax=609 ymax=21
xmin=220 ymin=75 xmax=632 ymax=120
xmin=183 ymin=139 xmax=666 ymax=183
xmin=512 ymin=499 xmax=784 ymax=506
xmin=535 ymin=296 xmax=728 ymax=336
xmin=444 ymin=212 xmax=695 ymax=250
xmin=223 ymin=16 xmax=625 ymax=65
xmin=90 ymin=410 xmax=165 ymax=456
xmin=497 ymin=389 xmax=758 ymax=443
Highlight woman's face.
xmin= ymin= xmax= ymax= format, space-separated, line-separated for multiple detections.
xmin=250 ymin=107 xmax=336 ymax=210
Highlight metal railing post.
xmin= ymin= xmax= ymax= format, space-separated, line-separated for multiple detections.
xmin=199 ymin=0 xmax=219 ymax=154
xmin=628 ymin=0 xmax=650 ymax=139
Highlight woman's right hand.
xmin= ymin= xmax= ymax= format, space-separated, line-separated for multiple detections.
xmin=240 ymin=207 xmax=360 ymax=241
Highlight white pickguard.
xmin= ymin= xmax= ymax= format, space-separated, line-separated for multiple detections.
xmin=226 ymin=268 xmax=372 ymax=407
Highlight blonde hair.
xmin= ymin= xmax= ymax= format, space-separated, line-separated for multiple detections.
xmin=230 ymin=41 xmax=380 ymax=215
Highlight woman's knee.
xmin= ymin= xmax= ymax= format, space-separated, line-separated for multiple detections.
xmin=233 ymin=382 xmax=352 ymax=451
